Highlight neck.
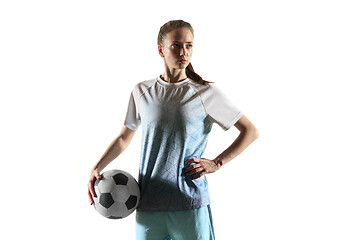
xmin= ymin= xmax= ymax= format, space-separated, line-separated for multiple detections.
xmin=161 ymin=64 xmax=187 ymax=83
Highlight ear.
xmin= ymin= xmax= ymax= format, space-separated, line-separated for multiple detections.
xmin=158 ymin=45 xmax=164 ymax=58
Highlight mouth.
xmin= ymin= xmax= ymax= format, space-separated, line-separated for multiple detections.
xmin=179 ymin=59 xmax=187 ymax=63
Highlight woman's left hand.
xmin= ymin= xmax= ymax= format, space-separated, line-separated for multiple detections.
xmin=184 ymin=158 xmax=221 ymax=179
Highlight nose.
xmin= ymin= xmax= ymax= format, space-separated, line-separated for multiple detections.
xmin=180 ymin=44 xmax=187 ymax=56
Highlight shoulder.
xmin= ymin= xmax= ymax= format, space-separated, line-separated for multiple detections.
xmin=188 ymin=80 xmax=211 ymax=93
xmin=131 ymin=78 xmax=157 ymax=98
xmin=189 ymin=81 xmax=225 ymax=98
xmin=133 ymin=78 xmax=157 ymax=91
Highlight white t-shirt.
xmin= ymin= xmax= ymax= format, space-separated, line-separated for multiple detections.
xmin=124 ymin=75 xmax=243 ymax=211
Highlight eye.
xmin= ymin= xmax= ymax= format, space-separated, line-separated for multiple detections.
xmin=187 ymin=44 xmax=193 ymax=48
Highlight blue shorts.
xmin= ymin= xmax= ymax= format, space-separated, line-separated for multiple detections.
xmin=135 ymin=205 xmax=215 ymax=240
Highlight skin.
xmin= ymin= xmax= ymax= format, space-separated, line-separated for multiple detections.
xmin=158 ymin=27 xmax=193 ymax=83
xmin=87 ymin=27 xmax=259 ymax=204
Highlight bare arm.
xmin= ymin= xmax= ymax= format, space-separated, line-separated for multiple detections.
xmin=214 ymin=114 xmax=259 ymax=167
xmin=185 ymin=114 xmax=259 ymax=179
xmin=88 ymin=125 xmax=137 ymax=204
xmin=92 ymin=125 xmax=137 ymax=172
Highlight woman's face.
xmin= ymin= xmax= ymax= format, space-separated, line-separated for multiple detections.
xmin=159 ymin=27 xmax=194 ymax=70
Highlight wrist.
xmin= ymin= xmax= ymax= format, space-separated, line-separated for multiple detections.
xmin=213 ymin=157 xmax=224 ymax=169
xmin=92 ymin=164 xmax=101 ymax=173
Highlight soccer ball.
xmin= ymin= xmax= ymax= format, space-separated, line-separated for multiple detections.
xmin=93 ymin=169 xmax=140 ymax=219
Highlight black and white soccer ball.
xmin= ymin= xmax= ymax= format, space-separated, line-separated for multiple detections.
xmin=93 ymin=169 xmax=140 ymax=219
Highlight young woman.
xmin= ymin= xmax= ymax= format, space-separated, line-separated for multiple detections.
xmin=88 ymin=19 xmax=259 ymax=240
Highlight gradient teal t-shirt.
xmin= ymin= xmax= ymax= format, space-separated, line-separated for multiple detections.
xmin=124 ymin=75 xmax=243 ymax=211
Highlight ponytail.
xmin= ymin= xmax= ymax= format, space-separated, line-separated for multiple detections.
xmin=186 ymin=62 xmax=214 ymax=85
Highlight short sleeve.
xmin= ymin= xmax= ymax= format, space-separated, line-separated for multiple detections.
xmin=201 ymin=84 xmax=244 ymax=131
xmin=124 ymin=90 xmax=141 ymax=130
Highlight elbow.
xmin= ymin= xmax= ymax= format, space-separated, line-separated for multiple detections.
xmin=247 ymin=127 xmax=259 ymax=141
xmin=253 ymin=127 xmax=259 ymax=139
xmin=238 ymin=126 xmax=259 ymax=141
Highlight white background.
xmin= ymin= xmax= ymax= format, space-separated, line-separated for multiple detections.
xmin=1 ymin=0 xmax=359 ymax=239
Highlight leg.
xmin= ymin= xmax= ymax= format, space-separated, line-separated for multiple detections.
xmin=136 ymin=210 xmax=171 ymax=240
xmin=166 ymin=205 xmax=215 ymax=240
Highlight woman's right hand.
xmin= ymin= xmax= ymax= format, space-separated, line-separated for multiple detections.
xmin=88 ymin=168 xmax=102 ymax=205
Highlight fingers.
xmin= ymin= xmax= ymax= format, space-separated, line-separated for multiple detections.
xmin=185 ymin=164 xmax=203 ymax=176
xmin=184 ymin=158 xmax=216 ymax=179
xmin=88 ymin=180 xmax=96 ymax=197
xmin=185 ymin=158 xmax=205 ymax=179
xmin=184 ymin=158 xmax=199 ymax=165
xmin=184 ymin=163 xmax=201 ymax=173
xmin=88 ymin=180 xmax=96 ymax=204
xmin=94 ymin=170 xmax=102 ymax=180
xmin=88 ymin=170 xmax=102 ymax=205
xmin=88 ymin=189 xmax=94 ymax=205
xmin=192 ymin=171 xmax=206 ymax=180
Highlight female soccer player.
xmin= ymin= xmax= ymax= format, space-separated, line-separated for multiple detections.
xmin=88 ymin=19 xmax=259 ymax=240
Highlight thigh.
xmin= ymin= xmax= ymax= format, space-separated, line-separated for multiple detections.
xmin=136 ymin=211 xmax=171 ymax=240
xmin=166 ymin=205 xmax=215 ymax=240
